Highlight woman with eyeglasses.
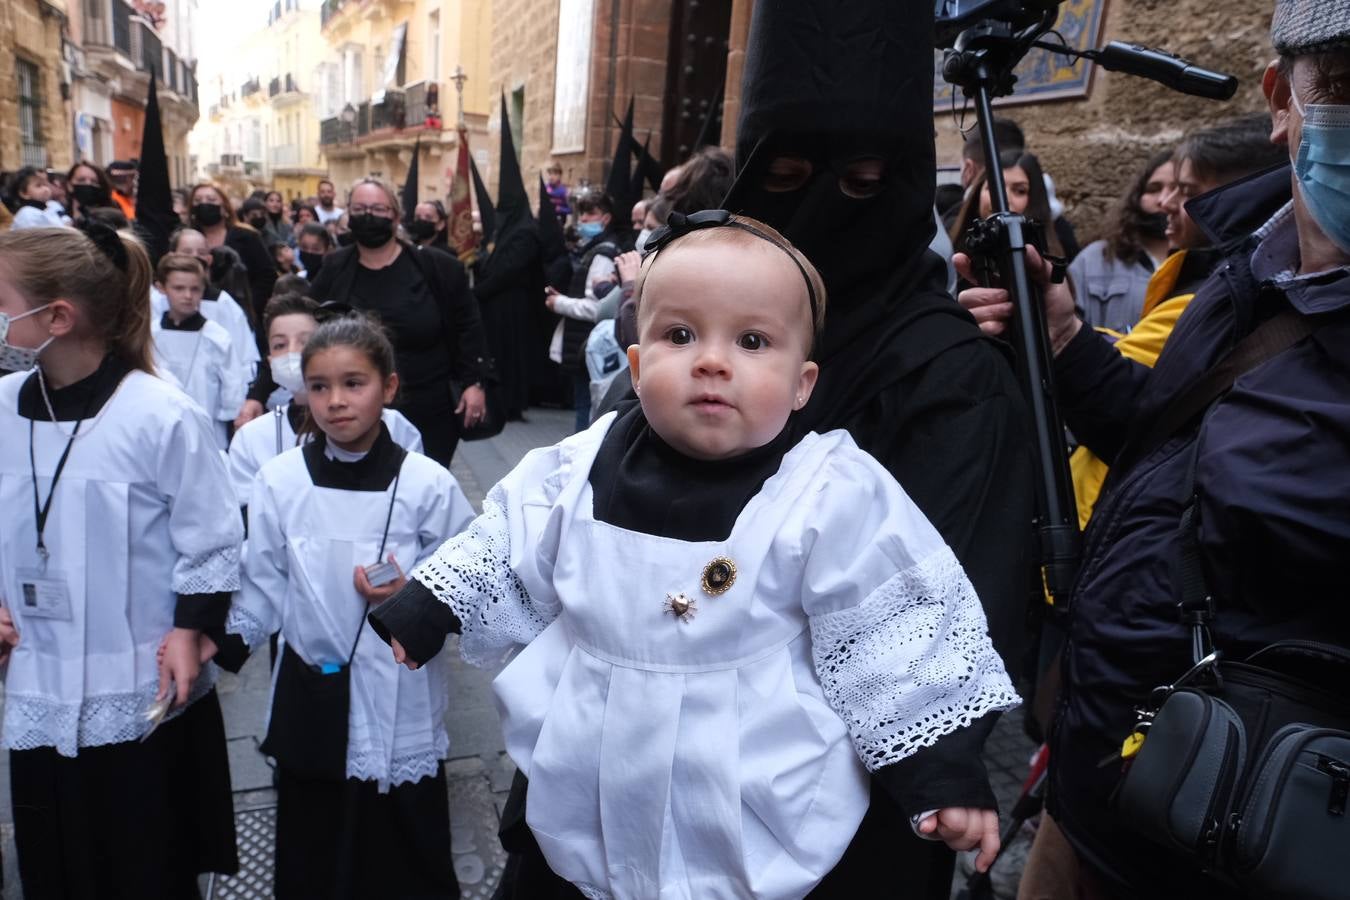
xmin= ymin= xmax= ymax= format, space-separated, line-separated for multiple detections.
xmin=305 ymin=179 xmax=490 ymax=466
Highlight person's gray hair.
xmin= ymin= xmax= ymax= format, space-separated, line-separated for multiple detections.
xmin=1272 ymin=0 xmax=1350 ymax=56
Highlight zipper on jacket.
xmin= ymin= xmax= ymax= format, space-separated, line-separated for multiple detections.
xmin=1318 ymin=756 xmax=1350 ymax=817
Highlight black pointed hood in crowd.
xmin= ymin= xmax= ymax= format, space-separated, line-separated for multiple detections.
xmin=636 ymin=129 xmax=665 ymax=195
xmin=723 ymin=0 xmax=952 ymax=364
xmin=134 ymin=70 xmax=177 ymax=266
xmin=401 ymin=137 xmax=421 ymax=228
xmin=470 ymin=155 xmax=496 ymax=247
xmin=537 ymin=174 xmax=568 ymax=263
xmin=605 ymin=97 xmax=637 ymax=237
xmin=495 ymin=92 xmax=534 ymax=242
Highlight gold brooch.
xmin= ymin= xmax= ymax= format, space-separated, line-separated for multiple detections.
xmin=664 ymin=592 xmax=697 ymax=622
xmin=701 ymin=557 xmax=737 ymax=596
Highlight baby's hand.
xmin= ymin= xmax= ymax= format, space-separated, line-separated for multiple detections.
xmin=918 ymin=807 xmax=999 ymax=872
xmin=391 ymin=638 xmax=420 ymax=671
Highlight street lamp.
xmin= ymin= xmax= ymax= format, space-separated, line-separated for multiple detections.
xmin=341 ymin=101 xmax=357 ymax=143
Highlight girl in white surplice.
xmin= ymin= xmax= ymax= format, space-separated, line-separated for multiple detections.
xmin=371 ymin=212 xmax=1021 ymax=900
xmin=0 ymin=224 xmax=243 ymax=896
xmin=213 ymin=314 xmax=475 ymax=899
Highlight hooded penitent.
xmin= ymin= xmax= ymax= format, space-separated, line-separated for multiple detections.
xmin=469 ymin=155 xmax=496 ymax=248
xmin=401 ymin=137 xmax=421 ymax=230
xmin=604 ymin=97 xmax=637 ymax=241
xmin=725 ymin=11 xmax=1034 ymax=895
xmin=472 ymin=95 xmax=542 ymax=420
xmin=134 ymin=70 xmax=178 ymax=266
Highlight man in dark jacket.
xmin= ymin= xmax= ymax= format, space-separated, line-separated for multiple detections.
xmin=959 ymin=4 xmax=1350 ymax=892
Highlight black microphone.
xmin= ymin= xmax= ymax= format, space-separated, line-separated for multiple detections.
xmin=1095 ymin=41 xmax=1238 ymax=100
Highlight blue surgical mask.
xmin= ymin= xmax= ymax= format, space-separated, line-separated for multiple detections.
xmin=577 ymin=220 xmax=604 ymax=242
xmin=0 ymin=304 xmax=54 ymax=372
xmin=1292 ymin=89 xmax=1350 ymax=253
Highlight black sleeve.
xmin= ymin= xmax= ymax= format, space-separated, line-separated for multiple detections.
xmin=878 ymin=342 xmax=1036 ymax=673
xmin=431 ymin=252 xmax=491 ymax=385
xmin=306 ymin=251 xmax=340 ymax=302
xmin=173 ymin=591 xmax=232 ymax=631
xmin=872 ymin=712 xmax=1001 ymax=817
xmin=1052 ymin=322 xmax=1153 ymax=464
xmin=204 ymin=628 xmax=252 ymax=674
xmin=367 ymin=578 xmax=460 ymax=666
xmin=247 ymin=359 xmax=276 ymax=405
xmin=227 ymin=228 xmax=278 ymax=320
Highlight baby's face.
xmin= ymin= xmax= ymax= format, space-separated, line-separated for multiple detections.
xmin=630 ymin=239 xmax=818 ymax=461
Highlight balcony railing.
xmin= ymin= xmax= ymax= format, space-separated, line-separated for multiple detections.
xmin=319 ymin=117 xmax=356 ymax=145
xmin=241 ymin=77 xmax=261 ymax=98
xmin=320 ymin=0 xmax=350 ymax=29
xmin=269 ymin=77 xmax=281 ymax=97
xmin=113 ymin=0 xmax=132 ymax=56
xmin=318 ymin=88 xmax=439 ymax=147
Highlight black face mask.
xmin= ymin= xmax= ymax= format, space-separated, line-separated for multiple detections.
xmin=298 ymin=251 xmax=325 ymax=275
xmin=72 ymin=183 xmax=109 ymax=210
xmin=348 ymin=213 xmax=396 ymax=248
xmin=405 ymin=219 xmax=438 ymax=243
xmin=245 ymin=215 xmax=267 ymax=230
xmin=1138 ymin=211 xmax=1168 ymax=241
xmin=336 ymin=230 xmax=356 ymax=248
xmin=191 ymin=203 xmax=224 ymax=228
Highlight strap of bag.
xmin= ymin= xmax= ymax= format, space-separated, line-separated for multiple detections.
xmin=1167 ymin=307 xmax=1323 ymax=663
xmin=345 ymin=447 xmax=407 ymax=667
xmin=1133 ymin=309 xmax=1314 ymax=461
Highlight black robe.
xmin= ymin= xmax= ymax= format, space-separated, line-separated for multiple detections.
xmin=473 ymin=226 xmax=541 ymax=420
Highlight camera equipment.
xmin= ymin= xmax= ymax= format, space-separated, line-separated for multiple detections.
xmin=937 ymin=0 xmax=1237 ymax=611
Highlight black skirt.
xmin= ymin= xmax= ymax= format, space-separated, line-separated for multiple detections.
xmin=9 ymin=688 xmax=237 ymax=900
xmin=274 ymin=762 xmax=458 ymax=900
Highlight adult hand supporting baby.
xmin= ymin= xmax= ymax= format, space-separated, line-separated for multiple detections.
xmin=918 ymin=807 xmax=1000 ymax=873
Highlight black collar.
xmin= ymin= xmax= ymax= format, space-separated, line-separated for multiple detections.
xmin=18 ymin=355 xmax=133 ymax=421
xmin=160 ymin=311 xmax=207 ymax=331
xmin=301 ymin=422 xmax=405 ymax=491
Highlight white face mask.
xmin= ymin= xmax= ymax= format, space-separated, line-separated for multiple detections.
xmin=269 ymin=351 xmax=306 ymax=396
xmin=635 ymin=228 xmax=654 ymax=254
xmin=0 ymin=305 xmax=54 ymax=372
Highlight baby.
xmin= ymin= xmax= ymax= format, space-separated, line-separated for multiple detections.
xmin=372 ymin=211 xmax=1018 ymax=900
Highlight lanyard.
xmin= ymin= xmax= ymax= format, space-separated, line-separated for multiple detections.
xmin=374 ymin=461 xmax=403 ymax=564
xmin=28 ymin=414 xmax=87 ymax=566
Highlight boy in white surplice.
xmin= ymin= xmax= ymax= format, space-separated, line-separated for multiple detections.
xmin=371 ymin=211 xmax=1019 ymax=900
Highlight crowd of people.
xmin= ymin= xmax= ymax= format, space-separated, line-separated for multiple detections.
xmin=0 ymin=0 xmax=1347 ymax=899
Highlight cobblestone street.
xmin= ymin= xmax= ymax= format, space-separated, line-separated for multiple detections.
xmin=0 ymin=407 xmax=1038 ymax=899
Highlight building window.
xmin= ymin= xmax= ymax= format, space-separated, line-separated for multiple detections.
xmin=16 ymin=59 xmax=46 ymax=167
xmin=427 ymin=10 xmax=440 ymax=83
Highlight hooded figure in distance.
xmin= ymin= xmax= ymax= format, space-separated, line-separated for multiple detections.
xmin=723 ymin=1 xmax=1035 ymax=895
xmin=473 ymin=95 xmax=540 ymax=421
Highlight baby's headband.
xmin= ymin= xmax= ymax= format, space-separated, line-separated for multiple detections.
xmin=643 ymin=209 xmax=819 ymax=328
xmin=78 ymin=222 xmax=129 ymax=273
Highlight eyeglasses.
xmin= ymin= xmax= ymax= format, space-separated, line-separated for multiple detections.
xmin=348 ymin=204 xmax=393 ymax=217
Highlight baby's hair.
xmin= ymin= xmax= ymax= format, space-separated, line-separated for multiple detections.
xmin=272 ymin=274 xmax=310 ymax=298
xmin=301 ymin=313 xmax=396 ymax=384
xmin=0 ymin=226 xmax=155 ymax=373
xmin=156 ymin=252 xmax=206 ymax=285
xmin=263 ymin=292 xmax=320 ymax=336
xmin=634 ymin=213 xmax=828 ymax=337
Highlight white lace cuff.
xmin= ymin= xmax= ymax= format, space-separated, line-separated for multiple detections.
xmin=225 ymin=604 xmax=271 ymax=650
xmin=173 ymin=546 xmax=241 ymax=595
xmin=809 ymin=549 xmax=1020 ymax=772
xmin=413 ymin=494 xmax=559 ymax=667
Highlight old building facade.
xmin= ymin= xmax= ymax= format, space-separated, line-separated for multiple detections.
xmin=0 ymin=0 xmax=75 ymax=173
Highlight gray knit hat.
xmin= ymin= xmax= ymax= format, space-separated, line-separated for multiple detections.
xmin=1272 ymin=0 xmax=1350 ymax=55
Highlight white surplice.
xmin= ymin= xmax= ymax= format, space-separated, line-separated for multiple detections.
xmin=151 ymin=317 xmax=245 ymax=449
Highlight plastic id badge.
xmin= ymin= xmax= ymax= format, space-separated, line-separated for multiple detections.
xmin=15 ymin=568 xmax=73 ymax=621
xmin=364 ymin=561 xmax=400 ymax=588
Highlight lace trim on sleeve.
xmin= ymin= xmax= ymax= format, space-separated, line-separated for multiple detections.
xmin=412 ymin=493 xmax=560 ymax=667
xmin=225 ymin=604 xmax=271 ymax=650
xmin=173 ymin=546 xmax=242 ymax=595
xmin=810 ymin=548 xmax=1020 ymax=772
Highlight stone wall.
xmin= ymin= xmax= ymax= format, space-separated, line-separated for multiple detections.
xmin=934 ymin=0 xmax=1277 ymax=244
xmin=0 ymin=0 xmax=74 ymax=173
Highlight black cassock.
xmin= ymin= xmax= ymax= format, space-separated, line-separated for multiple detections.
xmin=474 ymin=226 xmax=541 ymax=420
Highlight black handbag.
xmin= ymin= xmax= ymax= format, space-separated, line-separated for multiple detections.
xmin=258 ymin=461 xmax=404 ymax=780
xmin=1112 ymin=308 xmax=1350 ymax=898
